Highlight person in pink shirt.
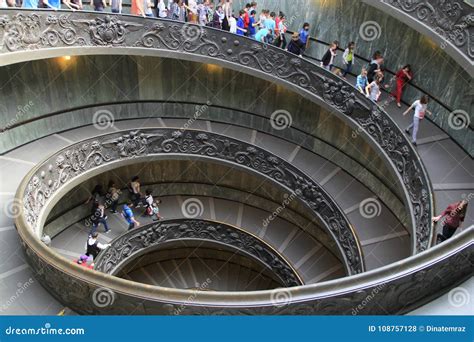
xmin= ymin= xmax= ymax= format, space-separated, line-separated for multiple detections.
xmin=433 ymin=200 xmax=468 ymax=243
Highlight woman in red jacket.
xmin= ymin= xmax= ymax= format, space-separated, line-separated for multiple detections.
xmin=392 ymin=64 xmax=413 ymax=108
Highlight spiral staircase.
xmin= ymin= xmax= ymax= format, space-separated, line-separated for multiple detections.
xmin=0 ymin=8 xmax=472 ymax=315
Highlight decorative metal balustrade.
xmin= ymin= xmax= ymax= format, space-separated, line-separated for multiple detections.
xmin=2 ymin=10 xmax=433 ymax=253
xmin=20 ymin=128 xmax=363 ymax=274
xmin=93 ymin=219 xmax=303 ymax=287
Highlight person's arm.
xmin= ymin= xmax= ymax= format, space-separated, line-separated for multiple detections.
xmin=137 ymin=0 xmax=146 ymax=16
xmin=63 ymin=0 xmax=75 ymax=10
xmin=403 ymin=103 xmax=415 ymax=116
xmin=131 ymin=216 xmax=140 ymax=227
xmin=365 ymin=82 xmax=372 ymax=97
xmin=433 ymin=206 xmax=451 ymax=223
xmin=43 ymin=0 xmax=59 ymax=9
xmin=97 ymin=242 xmax=109 ymax=249
xmin=342 ymin=49 xmax=348 ymax=64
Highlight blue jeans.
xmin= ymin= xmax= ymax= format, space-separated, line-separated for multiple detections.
xmin=406 ymin=116 xmax=420 ymax=143
xmin=343 ymin=61 xmax=352 ymax=77
xmin=89 ymin=218 xmax=109 ymax=235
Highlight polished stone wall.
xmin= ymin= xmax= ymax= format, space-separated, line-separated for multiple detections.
xmin=234 ymin=0 xmax=473 ymax=153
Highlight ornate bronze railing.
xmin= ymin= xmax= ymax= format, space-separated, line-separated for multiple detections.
xmin=19 ymin=128 xmax=363 ymax=274
xmin=363 ymin=0 xmax=474 ymax=72
xmin=93 ymin=219 xmax=304 ymax=287
xmin=2 ymin=9 xmax=433 ymax=253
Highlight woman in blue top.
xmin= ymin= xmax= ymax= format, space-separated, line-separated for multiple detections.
xmin=42 ymin=0 xmax=61 ymax=9
xmin=356 ymin=68 xmax=368 ymax=93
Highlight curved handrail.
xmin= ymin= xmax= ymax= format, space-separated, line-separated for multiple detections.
xmin=15 ymin=201 xmax=473 ymax=314
xmin=363 ymin=0 xmax=473 ymax=73
xmin=2 ymin=9 xmax=433 ymax=253
xmin=93 ymin=219 xmax=304 ymax=287
xmin=18 ymin=128 xmax=364 ymax=274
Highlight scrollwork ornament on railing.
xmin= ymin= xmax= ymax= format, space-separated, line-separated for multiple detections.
xmin=94 ymin=219 xmax=302 ymax=287
xmin=387 ymin=0 xmax=473 ymax=59
xmin=22 ymin=128 xmax=364 ymax=274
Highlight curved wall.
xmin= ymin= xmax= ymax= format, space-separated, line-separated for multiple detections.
xmin=234 ymin=0 xmax=473 ymax=153
xmin=0 ymin=55 xmax=408 ymax=227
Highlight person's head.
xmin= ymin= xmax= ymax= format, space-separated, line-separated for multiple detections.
xmin=331 ymin=40 xmax=339 ymax=49
xmin=91 ymin=232 xmax=99 ymax=239
xmin=92 ymin=184 xmax=103 ymax=193
xmin=132 ymin=176 xmax=140 ymax=182
xmin=239 ymin=9 xmax=244 ymax=17
xmin=292 ymin=32 xmax=300 ymax=41
xmin=270 ymin=11 xmax=275 ymax=18
xmin=403 ymin=64 xmax=411 ymax=72
xmin=457 ymin=200 xmax=468 ymax=214
xmin=250 ymin=1 xmax=256 ymax=8
xmin=155 ymin=199 xmax=162 ymax=205
xmin=361 ymin=67 xmax=367 ymax=76
xmin=278 ymin=11 xmax=284 ymax=19
xmin=245 ymin=3 xmax=250 ymax=9
xmin=303 ymin=22 xmax=310 ymax=31
xmin=146 ymin=189 xmax=152 ymax=196
xmin=217 ymin=5 xmax=222 ymax=12
xmin=348 ymin=41 xmax=355 ymax=50
xmin=372 ymin=50 xmax=382 ymax=60
xmin=126 ymin=200 xmax=133 ymax=207
xmin=375 ymin=74 xmax=383 ymax=84
xmin=420 ymin=95 xmax=429 ymax=104
xmin=250 ymin=9 xmax=256 ymax=16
